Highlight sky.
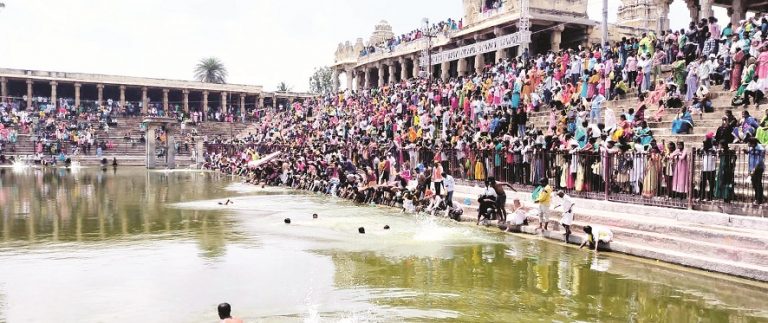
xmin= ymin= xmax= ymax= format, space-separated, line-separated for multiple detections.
xmin=0 ymin=0 xmax=730 ymax=92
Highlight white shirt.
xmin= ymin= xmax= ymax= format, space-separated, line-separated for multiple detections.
xmin=702 ymin=150 xmax=717 ymax=171
xmin=511 ymin=209 xmax=527 ymax=225
xmin=559 ymin=194 xmax=575 ymax=225
xmin=592 ymin=226 xmax=614 ymax=242
xmin=443 ymin=175 xmax=455 ymax=192
xmin=481 ymin=186 xmax=497 ymax=198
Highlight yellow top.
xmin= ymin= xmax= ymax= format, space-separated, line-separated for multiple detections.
xmin=536 ymin=185 xmax=552 ymax=206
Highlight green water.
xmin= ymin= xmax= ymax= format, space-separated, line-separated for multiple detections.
xmin=0 ymin=167 xmax=766 ymax=323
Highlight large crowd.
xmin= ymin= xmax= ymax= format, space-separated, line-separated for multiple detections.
xmin=360 ymin=17 xmax=463 ymax=57
xmin=0 ymin=96 xmax=118 ymax=157
xmin=0 ymin=94 xmax=209 ymax=159
xmin=204 ymin=14 xmax=768 ymax=215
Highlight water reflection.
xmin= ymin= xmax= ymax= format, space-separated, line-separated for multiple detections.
xmin=325 ymin=244 xmax=768 ymax=322
xmin=1 ymin=168 xmax=767 ymax=322
xmin=0 ymin=167 xmax=244 ymax=258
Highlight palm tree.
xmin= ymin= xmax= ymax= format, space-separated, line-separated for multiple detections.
xmin=194 ymin=57 xmax=227 ymax=84
xmin=276 ymin=82 xmax=292 ymax=92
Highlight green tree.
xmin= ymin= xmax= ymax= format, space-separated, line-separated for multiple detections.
xmin=276 ymin=82 xmax=292 ymax=92
xmin=308 ymin=66 xmax=333 ymax=94
xmin=194 ymin=57 xmax=227 ymax=84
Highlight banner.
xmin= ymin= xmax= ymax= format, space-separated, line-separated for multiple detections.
xmin=420 ymin=31 xmax=531 ymax=66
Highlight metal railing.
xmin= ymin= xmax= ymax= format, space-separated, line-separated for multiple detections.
xmin=203 ymin=143 xmax=768 ymax=215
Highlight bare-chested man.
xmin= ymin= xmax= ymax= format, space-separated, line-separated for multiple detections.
xmin=488 ymin=177 xmax=517 ymax=222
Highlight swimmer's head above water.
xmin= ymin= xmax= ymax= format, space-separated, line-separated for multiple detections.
xmin=217 ymin=303 xmax=232 ymax=319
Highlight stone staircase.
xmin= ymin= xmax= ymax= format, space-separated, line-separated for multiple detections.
xmin=2 ymin=117 xmax=252 ymax=163
xmin=451 ymin=184 xmax=768 ymax=281
xmin=526 ymin=88 xmax=763 ymax=148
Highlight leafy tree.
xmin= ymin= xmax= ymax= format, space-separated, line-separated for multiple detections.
xmin=276 ymin=82 xmax=292 ymax=92
xmin=194 ymin=57 xmax=227 ymax=84
xmin=308 ymin=66 xmax=334 ymax=94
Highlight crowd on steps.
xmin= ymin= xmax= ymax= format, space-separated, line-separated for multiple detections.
xmin=203 ymin=14 xmax=768 ymax=212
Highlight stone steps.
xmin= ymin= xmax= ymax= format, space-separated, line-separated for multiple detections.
xmin=447 ymin=185 xmax=768 ymax=281
xmin=453 ymin=190 xmax=768 ymax=247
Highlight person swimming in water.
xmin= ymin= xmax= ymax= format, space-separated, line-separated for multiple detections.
xmin=218 ymin=199 xmax=233 ymax=205
xmin=217 ymin=303 xmax=244 ymax=323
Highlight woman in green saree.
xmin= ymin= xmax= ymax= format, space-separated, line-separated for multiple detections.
xmin=756 ymin=109 xmax=768 ymax=145
xmin=714 ymin=140 xmax=736 ymax=203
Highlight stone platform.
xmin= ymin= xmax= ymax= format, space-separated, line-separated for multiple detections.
xmin=451 ymin=184 xmax=768 ymax=282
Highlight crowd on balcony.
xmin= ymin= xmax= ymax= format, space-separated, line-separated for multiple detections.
xmin=360 ymin=18 xmax=463 ymax=57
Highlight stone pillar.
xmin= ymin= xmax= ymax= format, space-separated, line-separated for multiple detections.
xmin=119 ymin=85 xmax=126 ymax=109
xmin=26 ymin=79 xmax=32 ymax=108
xmin=493 ymin=27 xmax=506 ymax=61
xmin=495 ymin=48 xmax=507 ymax=62
xmin=411 ymin=55 xmax=420 ymax=79
xmin=202 ymin=91 xmax=209 ymax=120
xmin=146 ymin=125 xmax=157 ymax=169
xmin=221 ymin=92 xmax=227 ymax=115
xmin=258 ymin=96 xmax=264 ymax=109
xmin=441 ymin=61 xmax=450 ymax=81
xmin=346 ymin=69 xmax=354 ymax=90
xmin=50 ymin=81 xmax=58 ymax=106
xmin=475 ymin=54 xmax=485 ymax=75
xmin=687 ymin=2 xmax=699 ymax=22
xmin=551 ymin=25 xmax=564 ymax=52
xmin=458 ymin=58 xmax=468 ymax=77
xmin=0 ymin=77 xmax=7 ymax=100
xmin=97 ymin=84 xmax=104 ymax=106
xmin=74 ymin=83 xmax=81 ymax=108
xmin=399 ymin=58 xmax=407 ymax=81
xmin=699 ymin=0 xmax=713 ymax=20
xmin=141 ymin=87 xmax=148 ymax=115
xmin=182 ymin=90 xmax=189 ymax=113
xmin=730 ymin=0 xmax=746 ymax=27
xmin=239 ymin=93 xmax=246 ymax=116
xmin=166 ymin=129 xmax=176 ymax=169
xmin=195 ymin=139 xmax=205 ymax=168
xmin=332 ymin=68 xmax=340 ymax=92
xmin=273 ymin=94 xmax=278 ymax=109
xmin=364 ymin=68 xmax=371 ymax=89
xmin=162 ymin=89 xmax=169 ymax=112
xmin=377 ymin=64 xmax=385 ymax=88
xmin=388 ymin=63 xmax=396 ymax=84
xmin=657 ymin=0 xmax=671 ymax=33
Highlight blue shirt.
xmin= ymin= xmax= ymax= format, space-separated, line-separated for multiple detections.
xmin=748 ymin=144 xmax=765 ymax=173
xmin=591 ymin=95 xmax=605 ymax=110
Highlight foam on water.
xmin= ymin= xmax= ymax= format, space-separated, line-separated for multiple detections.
xmin=169 ymin=189 xmax=501 ymax=259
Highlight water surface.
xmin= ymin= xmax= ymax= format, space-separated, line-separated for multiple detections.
xmin=0 ymin=167 xmax=767 ymax=322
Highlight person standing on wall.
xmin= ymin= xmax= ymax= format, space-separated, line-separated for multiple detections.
xmin=532 ymin=178 xmax=552 ymax=231
xmin=442 ymin=172 xmax=455 ymax=208
xmin=747 ymin=138 xmax=765 ymax=205
xmin=555 ymin=190 xmax=574 ymax=243
xmin=488 ymin=176 xmax=517 ymax=223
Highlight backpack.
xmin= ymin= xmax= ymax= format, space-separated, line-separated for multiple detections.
xmin=531 ymin=186 xmax=543 ymax=201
